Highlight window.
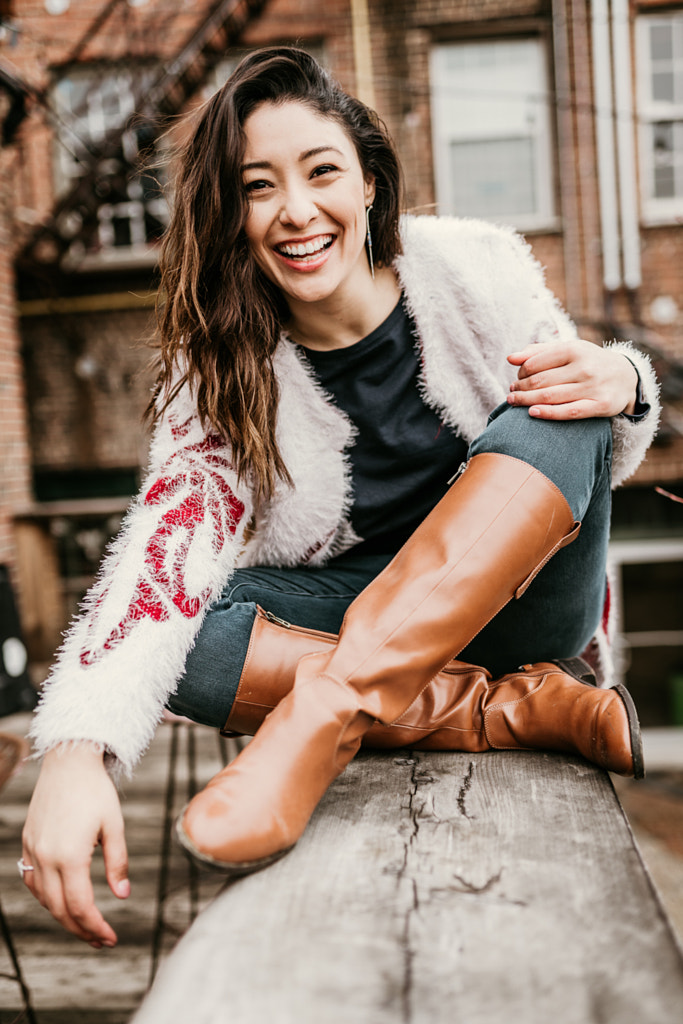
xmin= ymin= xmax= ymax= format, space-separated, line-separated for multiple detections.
xmin=609 ymin=538 xmax=683 ymax=726
xmin=52 ymin=65 xmax=168 ymax=266
xmin=637 ymin=12 xmax=683 ymax=223
xmin=430 ymin=39 xmax=556 ymax=230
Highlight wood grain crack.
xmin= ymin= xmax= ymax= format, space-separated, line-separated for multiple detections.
xmin=398 ymin=755 xmax=422 ymax=1024
xmin=451 ymin=868 xmax=503 ymax=895
xmin=457 ymin=761 xmax=475 ymax=819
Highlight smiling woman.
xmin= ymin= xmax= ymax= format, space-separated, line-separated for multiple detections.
xmin=240 ymin=102 xmax=383 ymax=324
xmin=22 ymin=47 xmax=659 ymax=945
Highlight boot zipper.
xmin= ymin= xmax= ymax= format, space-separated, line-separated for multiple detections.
xmin=258 ymin=606 xmax=337 ymax=641
xmin=261 ymin=609 xmax=292 ymax=629
xmin=447 ymin=460 xmax=468 ymax=486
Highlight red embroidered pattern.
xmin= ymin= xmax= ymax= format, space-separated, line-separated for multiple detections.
xmin=80 ymin=436 xmax=244 ymax=667
xmin=170 ymin=414 xmax=194 ymax=442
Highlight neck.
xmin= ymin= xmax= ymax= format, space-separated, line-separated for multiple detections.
xmin=286 ymin=266 xmax=402 ymax=351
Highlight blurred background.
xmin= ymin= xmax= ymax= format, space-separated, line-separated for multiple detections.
xmin=0 ymin=1 xmax=682 ymax=1018
xmin=1 ymin=0 xmax=683 ymax=726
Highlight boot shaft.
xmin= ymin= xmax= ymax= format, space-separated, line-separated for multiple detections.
xmin=317 ymin=454 xmax=579 ymax=723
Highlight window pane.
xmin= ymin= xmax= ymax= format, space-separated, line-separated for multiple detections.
xmin=651 ymin=24 xmax=673 ymax=61
xmin=654 ymin=164 xmax=675 ymax=197
xmin=449 ymin=137 xmax=536 ymax=217
xmin=654 ymin=120 xmax=674 ymax=156
xmin=112 ymin=215 xmax=132 ymax=248
xmin=653 ymin=71 xmax=674 ymax=102
xmin=653 ymin=122 xmax=675 ymax=197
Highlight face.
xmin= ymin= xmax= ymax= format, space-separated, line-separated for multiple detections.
xmin=241 ymin=101 xmax=375 ymax=311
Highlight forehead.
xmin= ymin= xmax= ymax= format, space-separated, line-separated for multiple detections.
xmin=242 ymin=101 xmax=355 ymax=159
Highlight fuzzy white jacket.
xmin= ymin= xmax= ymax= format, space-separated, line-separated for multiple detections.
xmin=30 ymin=216 xmax=660 ymax=776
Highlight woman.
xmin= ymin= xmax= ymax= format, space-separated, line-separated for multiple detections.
xmin=22 ymin=48 xmax=658 ymax=946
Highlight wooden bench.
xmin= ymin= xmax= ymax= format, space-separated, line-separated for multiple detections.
xmin=132 ymin=749 xmax=683 ymax=1024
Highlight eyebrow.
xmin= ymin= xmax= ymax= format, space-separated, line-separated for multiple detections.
xmin=241 ymin=145 xmax=345 ymax=173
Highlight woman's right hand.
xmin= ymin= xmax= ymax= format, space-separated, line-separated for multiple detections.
xmin=21 ymin=743 xmax=130 ymax=948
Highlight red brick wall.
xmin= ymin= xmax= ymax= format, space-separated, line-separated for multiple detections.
xmin=0 ymin=152 xmax=31 ymax=575
xmin=3 ymin=0 xmax=683 ymax=497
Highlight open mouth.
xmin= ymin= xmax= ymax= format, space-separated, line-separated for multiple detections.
xmin=274 ymin=235 xmax=335 ymax=262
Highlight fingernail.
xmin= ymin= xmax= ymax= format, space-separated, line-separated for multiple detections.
xmin=116 ymin=879 xmax=131 ymax=898
xmin=102 ymin=940 xmax=116 ymax=948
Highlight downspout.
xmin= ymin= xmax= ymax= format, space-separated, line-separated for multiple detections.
xmin=612 ymin=0 xmax=642 ymax=290
xmin=350 ymin=0 xmax=376 ymax=109
xmin=591 ymin=0 xmax=622 ymax=291
xmin=552 ymin=0 xmax=583 ymax=318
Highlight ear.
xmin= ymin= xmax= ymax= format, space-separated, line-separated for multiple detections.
xmin=364 ymin=174 xmax=376 ymax=206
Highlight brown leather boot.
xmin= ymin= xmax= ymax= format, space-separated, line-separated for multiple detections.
xmin=178 ymin=453 xmax=582 ymax=872
xmin=223 ymin=607 xmax=643 ymax=776
xmin=221 ymin=606 xmax=491 ymax=753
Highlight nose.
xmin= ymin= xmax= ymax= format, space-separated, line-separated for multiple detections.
xmin=279 ymin=182 xmax=318 ymax=229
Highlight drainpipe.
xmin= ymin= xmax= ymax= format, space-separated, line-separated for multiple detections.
xmin=591 ymin=0 xmax=621 ymax=291
xmin=552 ymin=0 xmax=583 ymax=318
xmin=350 ymin=0 xmax=376 ymax=109
xmin=612 ymin=0 xmax=642 ymax=289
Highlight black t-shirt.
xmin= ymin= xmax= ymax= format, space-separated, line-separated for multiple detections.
xmin=301 ymin=298 xmax=468 ymax=555
xmin=302 ymin=301 xmax=651 ymax=556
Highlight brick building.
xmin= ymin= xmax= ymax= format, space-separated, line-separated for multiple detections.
xmin=1 ymin=0 xmax=682 ymax=717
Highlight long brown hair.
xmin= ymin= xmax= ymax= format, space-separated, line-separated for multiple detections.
xmin=149 ymin=47 xmax=404 ymax=500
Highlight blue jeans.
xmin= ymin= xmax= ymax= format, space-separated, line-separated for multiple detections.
xmin=167 ymin=405 xmax=612 ymax=729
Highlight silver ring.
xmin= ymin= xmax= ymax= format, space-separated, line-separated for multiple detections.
xmin=17 ymin=857 xmax=35 ymax=879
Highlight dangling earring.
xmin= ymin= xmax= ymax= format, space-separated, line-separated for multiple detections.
xmin=365 ymin=204 xmax=375 ymax=281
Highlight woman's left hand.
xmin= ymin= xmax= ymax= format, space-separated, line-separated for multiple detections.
xmin=506 ymin=341 xmax=639 ymax=420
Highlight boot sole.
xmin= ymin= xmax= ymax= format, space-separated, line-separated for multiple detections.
xmin=175 ymin=807 xmax=294 ymax=876
xmin=613 ymin=683 xmax=645 ymax=780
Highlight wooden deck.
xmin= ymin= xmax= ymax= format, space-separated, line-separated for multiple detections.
xmin=134 ymin=750 xmax=683 ymax=1024
xmin=1 ymin=711 xmax=682 ymax=1023
xmin=0 ymin=714 xmax=230 ymax=1024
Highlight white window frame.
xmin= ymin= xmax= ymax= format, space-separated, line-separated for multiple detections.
xmin=52 ymin=65 xmax=169 ymax=268
xmin=608 ymin=537 xmax=683 ymax=686
xmin=637 ymin=11 xmax=683 ymax=225
xmin=430 ymin=37 xmax=557 ymax=231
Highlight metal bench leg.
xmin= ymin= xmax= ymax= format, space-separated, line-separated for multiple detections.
xmin=0 ymin=894 xmax=38 ymax=1024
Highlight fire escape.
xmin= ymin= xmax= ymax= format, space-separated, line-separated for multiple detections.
xmin=13 ymin=0 xmax=270 ymax=281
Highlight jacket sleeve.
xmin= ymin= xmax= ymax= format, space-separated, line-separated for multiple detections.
xmin=29 ymin=399 xmax=253 ymax=778
xmin=501 ymin=227 xmax=661 ymax=487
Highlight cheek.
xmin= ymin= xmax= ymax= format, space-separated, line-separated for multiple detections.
xmin=243 ymin=212 xmax=272 ymax=269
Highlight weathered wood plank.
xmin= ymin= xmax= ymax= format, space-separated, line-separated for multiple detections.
xmin=132 ymin=751 xmax=683 ymax=1024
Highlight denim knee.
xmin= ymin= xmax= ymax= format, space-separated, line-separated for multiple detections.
xmin=468 ymin=403 xmax=612 ymax=521
xmin=167 ymin=600 xmax=258 ymax=728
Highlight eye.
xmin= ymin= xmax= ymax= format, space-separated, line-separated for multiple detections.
xmin=244 ymin=178 xmax=271 ymax=194
xmin=310 ymin=163 xmax=339 ymax=179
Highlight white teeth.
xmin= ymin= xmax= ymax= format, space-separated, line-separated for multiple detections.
xmin=278 ymin=235 xmax=332 ymax=257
